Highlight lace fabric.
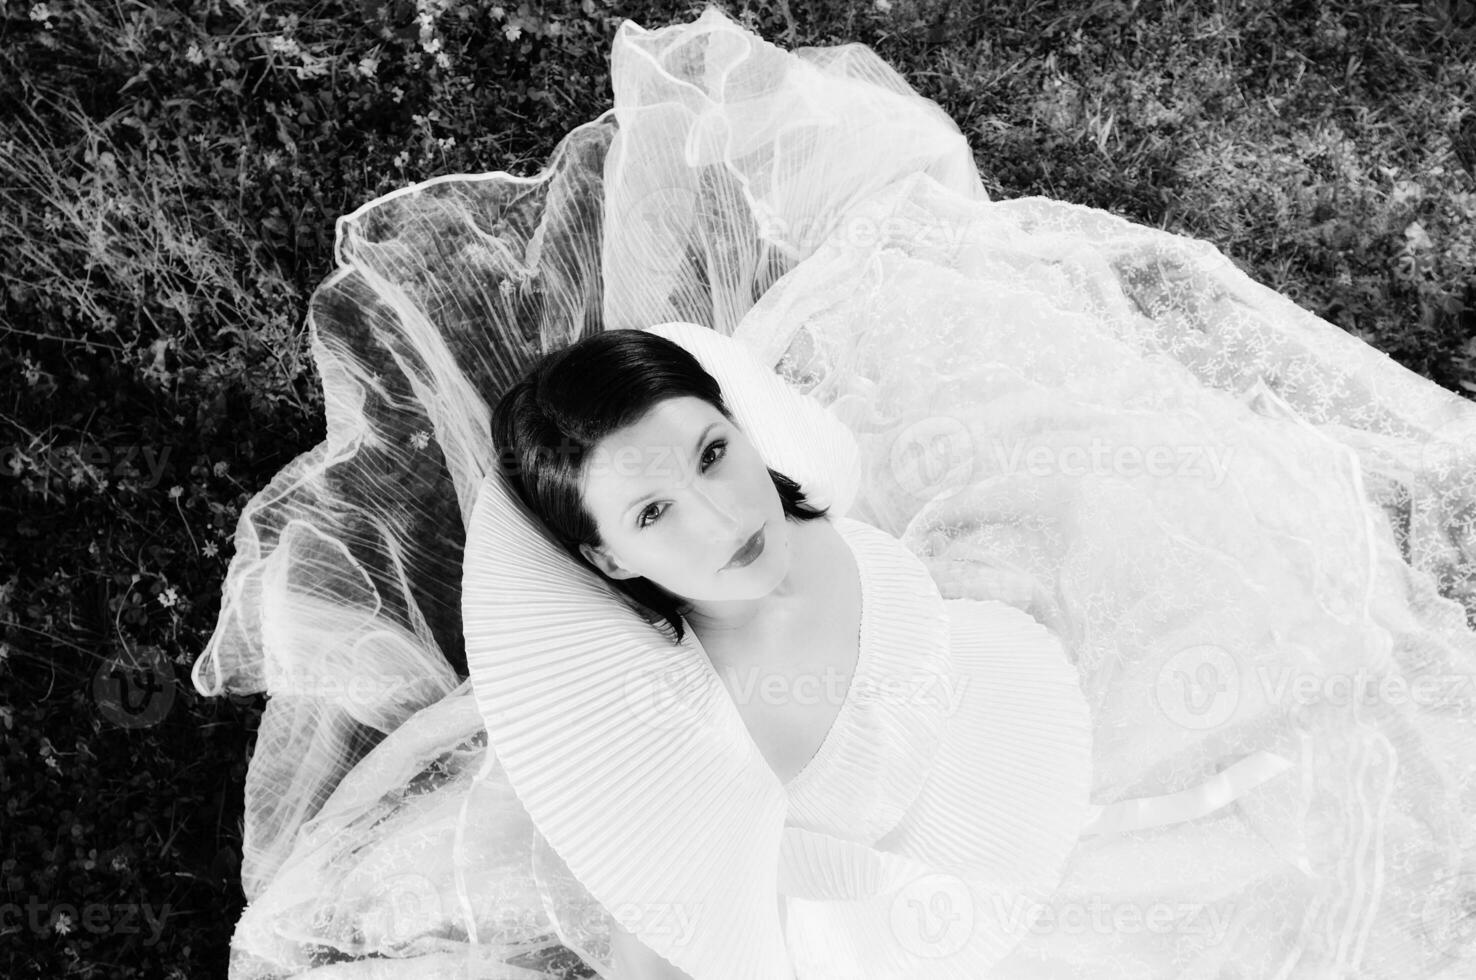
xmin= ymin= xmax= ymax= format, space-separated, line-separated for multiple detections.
xmin=194 ymin=6 xmax=1476 ymax=978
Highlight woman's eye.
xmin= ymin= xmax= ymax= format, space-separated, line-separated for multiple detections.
xmin=637 ymin=502 xmax=665 ymax=529
xmin=701 ymin=439 xmax=727 ymax=471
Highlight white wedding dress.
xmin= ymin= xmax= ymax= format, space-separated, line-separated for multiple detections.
xmin=193 ymin=7 xmax=1476 ymax=979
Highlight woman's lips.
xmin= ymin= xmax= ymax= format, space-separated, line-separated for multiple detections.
xmin=724 ymin=527 xmax=766 ymax=569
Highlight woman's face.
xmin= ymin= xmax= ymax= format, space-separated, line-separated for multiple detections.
xmin=578 ymin=395 xmax=792 ymax=602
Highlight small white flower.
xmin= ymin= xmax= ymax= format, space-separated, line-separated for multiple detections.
xmin=203 ymin=541 xmax=219 ymax=557
xmin=358 ymin=56 xmax=379 ymax=78
xmin=212 ymin=461 xmax=229 ymax=477
xmin=158 ymin=586 xmax=179 ymax=608
xmin=186 ymin=43 xmax=205 ymax=65
xmin=1404 ymin=221 xmax=1433 ymax=251
xmin=435 ymin=51 xmax=451 ymax=70
xmin=169 ymin=485 xmax=183 ymax=499
xmin=29 ymin=3 xmax=51 ymax=23
xmin=53 ymin=912 xmax=73 ymax=935
xmin=503 ymin=23 xmax=522 ymax=42
xmin=393 ymin=149 xmax=410 ymax=169
xmin=409 ymin=430 xmax=431 ymax=450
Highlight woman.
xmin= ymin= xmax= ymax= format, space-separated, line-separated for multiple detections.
xmin=195 ymin=6 xmax=1476 ymax=979
xmin=476 ymin=324 xmax=1096 ymax=978
xmin=469 ymin=323 xmax=1339 ymax=980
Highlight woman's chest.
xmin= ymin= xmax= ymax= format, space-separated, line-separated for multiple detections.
xmin=709 ymin=618 xmax=860 ymax=785
xmin=699 ymin=526 xmax=864 ymax=786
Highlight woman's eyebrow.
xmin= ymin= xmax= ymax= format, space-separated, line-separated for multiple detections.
xmin=621 ymin=421 xmax=722 ymax=517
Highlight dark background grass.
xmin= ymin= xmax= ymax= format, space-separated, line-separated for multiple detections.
xmin=2 ymin=0 xmax=1474 ymax=975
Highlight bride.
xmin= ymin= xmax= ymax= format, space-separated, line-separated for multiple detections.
xmin=193 ymin=6 xmax=1476 ymax=979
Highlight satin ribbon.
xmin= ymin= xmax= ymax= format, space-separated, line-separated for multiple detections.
xmin=1078 ymin=749 xmax=1297 ymax=837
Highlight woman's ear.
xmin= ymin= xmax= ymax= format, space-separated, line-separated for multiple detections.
xmin=579 ymin=541 xmax=640 ymax=580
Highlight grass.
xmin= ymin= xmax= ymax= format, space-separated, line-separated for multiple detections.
xmin=1 ymin=0 xmax=1473 ymax=976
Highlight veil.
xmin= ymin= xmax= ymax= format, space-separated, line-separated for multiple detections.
xmin=193 ymin=6 xmax=1476 ymax=978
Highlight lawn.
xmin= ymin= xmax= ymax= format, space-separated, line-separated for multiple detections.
xmin=2 ymin=0 xmax=1473 ymax=975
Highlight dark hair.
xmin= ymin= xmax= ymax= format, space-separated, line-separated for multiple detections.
xmin=490 ymin=329 xmax=829 ymax=644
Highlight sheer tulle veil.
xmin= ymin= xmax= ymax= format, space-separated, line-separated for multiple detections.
xmin=192 ymin=5 xmax=1476 ymax=977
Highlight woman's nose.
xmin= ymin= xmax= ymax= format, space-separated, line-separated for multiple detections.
xmin=692 ymin=486 xmax=742 ymax=535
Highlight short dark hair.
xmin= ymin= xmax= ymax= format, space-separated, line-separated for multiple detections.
xmin=490 ymin=329 xmax=828 ymax=643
